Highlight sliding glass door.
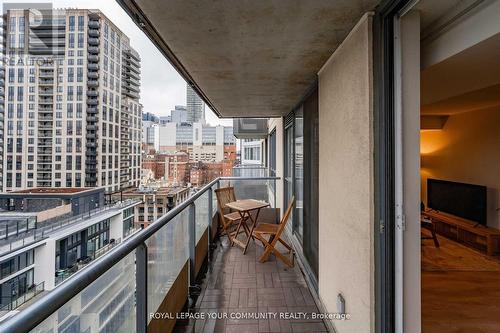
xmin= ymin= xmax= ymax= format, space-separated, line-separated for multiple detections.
xmin=294 ymin=107 xmax=304 ymax=242
xmin=283 ymin=86 xmax=319 ymax=281
xmin=284 ymin=122 xmax=294 ymax=225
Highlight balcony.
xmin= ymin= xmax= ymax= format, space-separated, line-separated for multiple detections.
xmin=88 ymin=63 xmax=99 ymax=71
xmin=88 ymin=37 xmax=100 ymax=46
xmin=55 ymin=240 xmax=122 ymax=286
xmin=38 ymin=89 xmax=54 ymax=96
xmin=88 ymin=46 xmax=99 ymax=54
xmin=233 ymin=118 xmax=268 ymax=139
xmin=88 ymin=71 xmax=99 ymax=80
xmin=88 ymin=21 xmax=100 ymax=29
xmin=88 ymin=54 xmax=99 ymax=62
xmin=38 ymin=78 xmax=54 ymax=85
xmin=86 ymin=132 xmax=98 ymax=139
xmin=87 ymin=106 xmax=98 ymax=114
xmin=0 ymin=282 xmax=45 ymax=312
xmin=87 ymin=80 xmax=98 ymax=87
xmin=87 ymin=90 xmax=99 ymax=97
xmin=0 ymin=199 xmax=141 ymax=257
xmin=88 ymin=28 xmax=100 ymax=37
xmin=0 ymin=175 xmax=329 ymax=333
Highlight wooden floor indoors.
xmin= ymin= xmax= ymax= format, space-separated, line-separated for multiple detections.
xmin=175 ymin=235 xmax=327 ymax=333
xmin=422 ymin=230 xmax=500 ymax=333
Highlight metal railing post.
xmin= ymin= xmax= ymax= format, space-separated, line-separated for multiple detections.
xmin=188 ymin=203 xmax=196 ymax=286
xmin=136 ymin=242 xmax=148 ymax=333
xmin=207 ymin=187 xmax=214 ymax=256
xmin=274 ymin=179 xmax=277 ymax=210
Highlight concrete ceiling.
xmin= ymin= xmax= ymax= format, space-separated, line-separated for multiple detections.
xmin=119 ymin=0 xmax=378 ymax=117
xmin=421 ymin=32 xmax=500 ymax=115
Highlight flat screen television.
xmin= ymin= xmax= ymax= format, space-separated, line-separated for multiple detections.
xmin=427 ymin=178 xmax=487 ymax=225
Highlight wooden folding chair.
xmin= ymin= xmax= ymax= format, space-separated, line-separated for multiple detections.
xmin=252 ymin=197 xmax=295 ymax=267
xmin=215 ymin=187 xmax=247 ymax=240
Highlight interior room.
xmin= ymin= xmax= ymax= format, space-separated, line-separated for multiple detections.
xmin=416 ymin=1 xmax=500 ymax=332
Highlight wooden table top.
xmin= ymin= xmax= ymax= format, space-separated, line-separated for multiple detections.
xmin=225 ymin=199 xmax=269 ymax=212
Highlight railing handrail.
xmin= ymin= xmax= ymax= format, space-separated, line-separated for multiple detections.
xmin=0 ymin=175 xmax=279 ymax=332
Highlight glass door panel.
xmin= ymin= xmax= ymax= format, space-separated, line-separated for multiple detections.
xmin=294 ymin=107 xmax=304 ymax=242
xmin=284 ymin=124 xmax=294 ymax=224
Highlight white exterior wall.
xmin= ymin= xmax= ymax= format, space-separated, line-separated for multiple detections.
xmin=109 ymin=214 xmax=124 ymax=242
xmin=215 ymin=125 xmax=224 ymax=161
xmin=34 ymin=239 xmax=56 ymax=290
xmin=158 ymin=123 xmax=177 ymax=151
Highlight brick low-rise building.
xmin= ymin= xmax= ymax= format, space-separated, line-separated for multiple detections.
xmin=121 ymin=186 xmax=190 ymax=227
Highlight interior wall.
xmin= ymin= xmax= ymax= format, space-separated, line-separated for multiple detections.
xmin=421 ymin=107 xmax=500 ymax=229
xmin=318 ymin=13 xmax=374 ymax=333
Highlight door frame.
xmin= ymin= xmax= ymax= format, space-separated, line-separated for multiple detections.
xmin=373 ymin=0 xmax=413 ymax=332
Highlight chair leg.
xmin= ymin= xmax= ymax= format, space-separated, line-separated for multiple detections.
xmin=278 ymin=238 xmax=292 ymax=252
xmin=255 ymin=234 xmax=294 ymax=268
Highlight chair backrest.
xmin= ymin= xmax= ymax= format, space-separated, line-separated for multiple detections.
xmin=275 ymin=196 xmax=295 ymax=240
xmin=215 ymin=187 xmax=237 ymax=225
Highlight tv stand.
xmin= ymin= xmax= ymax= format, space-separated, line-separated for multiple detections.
xmin=422 ymin=210 xmax=500 ymax=256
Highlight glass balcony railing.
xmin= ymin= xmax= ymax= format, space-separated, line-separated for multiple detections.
xmin=55 ymin=239 xmax=123 ymax=286
xmin=0 ymin=175 xmax=278 ymax=332
xmin=0 ymin=282 xmax=45 ymax=313
xmin=0 ymin=199 xmax=141 ymax=256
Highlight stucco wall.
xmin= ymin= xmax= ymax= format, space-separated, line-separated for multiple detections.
xmin=318 ymin=13 xmax=374 ymax=333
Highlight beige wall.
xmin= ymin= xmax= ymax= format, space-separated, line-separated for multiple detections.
xmin=421 ymin=107 xmax=500 ymax=228
xmin=318 ymin=13 xmax=374 ymax=333
xmin=37 ymin=204 xmax=72 ymax=222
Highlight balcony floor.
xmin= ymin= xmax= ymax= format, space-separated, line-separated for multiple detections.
xmin=175 ymin=236 xmax=327 ymax=332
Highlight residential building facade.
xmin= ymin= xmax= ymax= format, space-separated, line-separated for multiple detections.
xmin=0 ymin=187 xmax=140 ymax=315
xmin=121 ymin=186 xmax=189 ymax=226
xmin=1 ymin=9 xmax=142 ymax=192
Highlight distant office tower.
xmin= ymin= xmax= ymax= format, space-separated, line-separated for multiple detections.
xmin=142 ymin=111 xmax=159 ymax=123
xmin=1 ymin=9 xmax=142 ymax=192
xmin=186 ymin=84 xmax=204 ymax=123
xmin=170 ymin=105 xmax=187 ymax=123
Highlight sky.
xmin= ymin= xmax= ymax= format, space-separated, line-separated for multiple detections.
xmin=4 ymin=0 xmax=232 ymax=126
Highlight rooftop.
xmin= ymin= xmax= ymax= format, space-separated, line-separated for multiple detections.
xmin=122 ymin=186 xmax=189 ymax=196
xmin=7 ymin=188 xmax=97 ymax=194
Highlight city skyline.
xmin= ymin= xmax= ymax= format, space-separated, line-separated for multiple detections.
xmin=1 ymin=0 xmax=232 ymax=127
